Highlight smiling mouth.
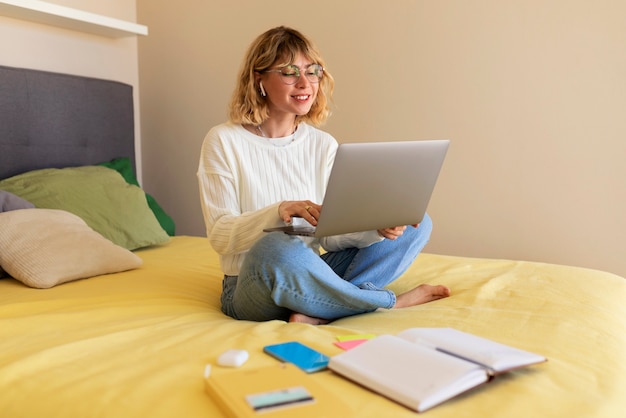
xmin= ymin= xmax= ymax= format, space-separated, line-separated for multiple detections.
xmin=293 ymin=95 xmax=310 ymax=101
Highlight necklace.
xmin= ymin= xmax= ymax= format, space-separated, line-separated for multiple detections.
xmin=254 ymin=124 xmax=297 ymax=147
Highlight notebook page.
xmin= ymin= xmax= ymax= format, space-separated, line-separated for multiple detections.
xmin=397 ymin=328 xmax=546 ymax=373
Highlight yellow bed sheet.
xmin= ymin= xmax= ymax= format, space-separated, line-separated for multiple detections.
xmin=1 ymin=236 xmax=624 ymax=417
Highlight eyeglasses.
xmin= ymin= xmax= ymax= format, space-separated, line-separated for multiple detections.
xmin=264 ymin=64 xmax=324 ymax=85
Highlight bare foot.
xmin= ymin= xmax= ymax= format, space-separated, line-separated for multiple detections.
xmin=289 ymin=312 xmax=331 ymax=325
xmin=394 ymin=284 xmax=451 ymax=309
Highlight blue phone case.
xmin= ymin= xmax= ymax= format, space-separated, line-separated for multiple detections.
xmin=263 ymin=341 xmax=330 ymax=373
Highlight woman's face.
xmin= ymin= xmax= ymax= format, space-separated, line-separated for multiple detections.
xmin=257 ymin=52 xmax=320 ymax=120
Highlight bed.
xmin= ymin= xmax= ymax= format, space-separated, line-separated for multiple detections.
xmin=1 ymin=65 xmax=625 ymax=418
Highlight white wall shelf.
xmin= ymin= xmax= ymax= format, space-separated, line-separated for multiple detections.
xmin=0 ymin=0 xmax=148 ymax=38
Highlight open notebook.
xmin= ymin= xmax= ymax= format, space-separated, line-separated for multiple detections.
xmin=328 ymin=328 xmax=546 ymax=412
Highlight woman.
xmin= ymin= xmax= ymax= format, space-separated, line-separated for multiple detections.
xmin=197 ymin=26 xmax=450 ymax=324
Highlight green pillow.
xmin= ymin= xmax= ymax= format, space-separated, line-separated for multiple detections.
xmin=0 ymin=166 xmax=169 ymax=251
xmin=98 ymin=158 xmax=176 ymax=236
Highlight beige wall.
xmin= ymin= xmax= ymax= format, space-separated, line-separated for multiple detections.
xmin=137 ymin=0 xmax=626 ymax=277
xmin=0 ymin=0 xmax=143 ymax=175
xmin=1 ymin=1 xmax=623 ymax=276
xmin=0 ymin=0 xmax=138 ymax=77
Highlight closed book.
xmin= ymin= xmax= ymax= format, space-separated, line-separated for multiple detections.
xmin=205 ymin=363 xmax=349 ymax=417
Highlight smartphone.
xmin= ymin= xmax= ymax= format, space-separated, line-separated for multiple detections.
xmin=263 ymin=341 xmax=330 ymax=373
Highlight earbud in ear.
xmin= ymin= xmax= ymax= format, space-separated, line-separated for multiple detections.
xmin=259 ymin=82 xmax=267 ymax=97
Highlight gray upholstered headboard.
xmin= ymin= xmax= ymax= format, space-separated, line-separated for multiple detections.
xmin=0 ymin=65 xmax=135 ymax=180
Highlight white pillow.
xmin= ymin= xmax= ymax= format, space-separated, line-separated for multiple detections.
xmin=0 ymin=209 xmax=142 ymax=288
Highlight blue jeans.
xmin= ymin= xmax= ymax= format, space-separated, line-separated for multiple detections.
xmin=221 ymin=214 xmax=432 ymax=321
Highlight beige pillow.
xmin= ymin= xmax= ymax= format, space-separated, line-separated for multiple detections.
xmin=0 ymin=209 xmax=142 ymax=289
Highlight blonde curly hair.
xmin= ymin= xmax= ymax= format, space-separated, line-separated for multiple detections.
xmin=228 ymin=26 xmax=334 ymax=127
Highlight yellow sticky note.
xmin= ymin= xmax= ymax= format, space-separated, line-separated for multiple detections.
xmin=336 ymin=334 xmax=376 ymax=342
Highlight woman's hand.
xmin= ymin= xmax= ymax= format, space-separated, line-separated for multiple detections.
xmin=279 ymin=200 xmax=321 ymax=226
xmin=378 ymin=223 xmax=419 ymax=240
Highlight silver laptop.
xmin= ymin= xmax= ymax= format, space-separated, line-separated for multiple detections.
xmin=264 ymin=140 xmax=449 ymax=238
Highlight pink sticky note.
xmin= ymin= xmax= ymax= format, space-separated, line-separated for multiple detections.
xmin=334 ymin=339 xmax=369 ymax=350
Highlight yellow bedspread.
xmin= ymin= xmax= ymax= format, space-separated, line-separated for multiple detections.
xmin=1 ymin=236 xmax=624 ymax=417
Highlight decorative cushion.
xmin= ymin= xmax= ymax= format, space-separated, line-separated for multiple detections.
xmin=0 ymin=166 xmax=169 ymax=250
xmin=0 ymin=209 xmax=142 ymax=288
xmin=98 ymin=157 xmax=176 ymax=236
xmin=0 ymin=190 xmax=35 ymax=212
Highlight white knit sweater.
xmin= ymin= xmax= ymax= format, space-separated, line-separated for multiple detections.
xmin=197 ymin=122 xmax=382 ymax=276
